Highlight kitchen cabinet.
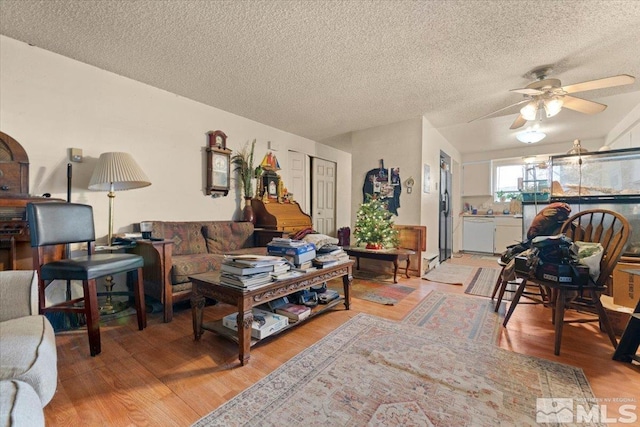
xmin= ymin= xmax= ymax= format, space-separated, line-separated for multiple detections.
xmin=462 ymin=161 xmax=492 ymax=196
xmin=494 ymin=216 xmax=523 ymax=253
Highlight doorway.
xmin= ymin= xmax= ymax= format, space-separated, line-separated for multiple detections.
xmin=439 ymin=151 xmax=453 ymax=262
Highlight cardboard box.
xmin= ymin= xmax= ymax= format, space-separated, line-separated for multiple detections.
xmin=600 ymin=295 xmax=633 ymax=336
xmin=222 ymin=308 xmax=289 ymax=339
xmin=612 ymin=262 xmax=640 ymax=308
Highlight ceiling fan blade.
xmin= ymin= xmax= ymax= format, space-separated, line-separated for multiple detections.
xmin=469 ymin=99 xmax=530 ymax=123
xmin=510 ymin=88 xmax=543 ymax=96
xmin=562 ymin=95 xmax=607 ymax=114
xmin=561 ymin=74 xmax=635 ymax=94
xmin=510 ymin=114 xmax=527 ymax=129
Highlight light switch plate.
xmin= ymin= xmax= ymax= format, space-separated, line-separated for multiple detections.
xmin=70 ymin=148 xmax=83 ymax=162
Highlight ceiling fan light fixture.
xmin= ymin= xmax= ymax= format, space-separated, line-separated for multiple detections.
xmin=520 ymin=101 xmax=538 ymax=121
xmin=516 ymin=129 xmax=546 ymax=144
xmin=543 ymin=96 xmax=563 ymax=118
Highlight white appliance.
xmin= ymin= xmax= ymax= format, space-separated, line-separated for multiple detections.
xmin=463 ymin=217 xmax=495 ymax=253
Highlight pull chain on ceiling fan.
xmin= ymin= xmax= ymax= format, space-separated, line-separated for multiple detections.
xmin=470 ymin=66 xmax=636 ymax=130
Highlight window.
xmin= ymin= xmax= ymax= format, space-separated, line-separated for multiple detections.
xmin=493 ymin=158 xmax=550 ymax=201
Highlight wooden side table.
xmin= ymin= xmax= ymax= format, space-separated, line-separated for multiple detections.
xmin=343 ymin=247 xmax=416 ymax=283
xmin=127 ymin=239 xmax=174 ymax=322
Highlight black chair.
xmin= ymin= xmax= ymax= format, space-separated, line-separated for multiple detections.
xmin=27 ymin=202 xmax=146 ymax=356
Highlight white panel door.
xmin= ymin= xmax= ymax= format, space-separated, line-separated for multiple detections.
xmin=288 ymin=151 xmax=307 ymax=213
xmin=312 ymin=158 xmax=336 ymax=235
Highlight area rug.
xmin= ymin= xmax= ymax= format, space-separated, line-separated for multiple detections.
xmin=327 ymin=278 xmax=414 ymax=305
xmin=422 ymin=262 xmax=475 ymax=285
xmin=403 ymin=291 xmax=504 ymax=344
xmin=193 ymin=313 xmax=598 ymax=427
xmin=464 ymin=267 xmax=511 ymax=300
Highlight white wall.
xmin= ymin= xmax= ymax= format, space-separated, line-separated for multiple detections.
xmin=349 ymin=117 xmax=423 ymax=229
xmin=606 ymin=102 xmax=640 ymax=149
xmin=422 ymin=118 xmax=462 ymax=256
xmin=0 ymin=35 xmax=351 ymax=242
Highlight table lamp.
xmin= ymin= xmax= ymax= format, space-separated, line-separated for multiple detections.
xmin=89 ymin=152 xmax=151 ymax=244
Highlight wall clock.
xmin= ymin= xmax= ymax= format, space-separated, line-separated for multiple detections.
xmin=206 ymin=130 xmax=232 ymax=197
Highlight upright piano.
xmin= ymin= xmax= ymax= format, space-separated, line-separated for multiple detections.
xmin=0 ymin=131 xmax=61 ymax=270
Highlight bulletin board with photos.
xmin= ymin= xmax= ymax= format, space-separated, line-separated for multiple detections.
xmin=362 ymin=159 xmax=402 ymax=215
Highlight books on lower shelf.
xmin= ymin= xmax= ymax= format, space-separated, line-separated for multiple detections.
xmin=222 ymin=308 xmax=289 ymax=339
xmin=274 ymin=303 xmax=311 ymax=322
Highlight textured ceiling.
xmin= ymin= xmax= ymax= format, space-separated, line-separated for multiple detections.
xmin=1 ymin=0 xmax=640 ymax=154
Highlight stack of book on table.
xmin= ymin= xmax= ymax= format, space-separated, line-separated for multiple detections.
xmin=312 ymin=246 xmax=349 ymax=268
xmin=220 ymin=255 xmax=289 ymax=289
xmin=267 ymin=238 xmax=317 ymax=268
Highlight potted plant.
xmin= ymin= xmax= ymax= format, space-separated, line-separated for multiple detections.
xmin=231 ymin=139 xmax=257 ymax=222
xmin=353 ymin=196 xmax=399 ymax=249
xmin=496 ymin=190 xmax=506 ymax=202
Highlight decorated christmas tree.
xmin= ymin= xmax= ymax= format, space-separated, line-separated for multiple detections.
xmin=353 ymin=196 xmax=398 ymax=249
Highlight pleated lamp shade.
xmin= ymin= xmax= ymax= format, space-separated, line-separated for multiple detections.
xmin=89 ymin=152 xmax=151 ymax=191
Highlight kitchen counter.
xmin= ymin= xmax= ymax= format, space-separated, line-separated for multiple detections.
xmin=460 ymin=213 xmax=523 ymax=218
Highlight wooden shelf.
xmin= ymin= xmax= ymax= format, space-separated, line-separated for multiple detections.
xmin=201 ymin=297 xmax=346 ymax=346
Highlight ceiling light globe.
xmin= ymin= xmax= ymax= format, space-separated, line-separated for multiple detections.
xmin=544 ymin=97 xmax=563 ymax=118
xmin=520 ymin=102 xmax=538 ymax=121
xmin=516 ymin=130 xmax=546 ymax=144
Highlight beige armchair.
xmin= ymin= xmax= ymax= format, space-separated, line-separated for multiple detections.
xmin=0 ymin=270 xmax=58 ymax=426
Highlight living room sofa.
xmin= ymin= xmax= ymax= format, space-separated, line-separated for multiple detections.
xmin=0 ymin=270 xmax=58 ymax=427
xmin=132 ymin=221 xmax=284 ymax=322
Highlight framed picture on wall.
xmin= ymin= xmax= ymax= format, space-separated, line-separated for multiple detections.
xmin=423 ymin=164 xmax=431 ymax=193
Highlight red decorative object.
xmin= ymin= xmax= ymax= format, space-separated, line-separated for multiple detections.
xmin=365 ymin=243 xmax=383 ymax=250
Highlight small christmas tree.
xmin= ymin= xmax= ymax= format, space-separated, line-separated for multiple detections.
xmin=353 ymin=196 xmax=398 ymax=249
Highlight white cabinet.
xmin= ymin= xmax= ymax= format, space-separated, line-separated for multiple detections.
xmin=494 ymin=217 xmax=523 ymax=253
xmin=462 ymin=161 xmax=492 ymax=196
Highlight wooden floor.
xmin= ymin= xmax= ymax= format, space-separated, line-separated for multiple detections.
xmin=44 ymin=254 xmax=640 ymax=426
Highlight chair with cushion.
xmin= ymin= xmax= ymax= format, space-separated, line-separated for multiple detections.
xmin=502 ymin=209 xmax=631 ymax=355
xmin=27 ymin=202 xmax=147 ymax=356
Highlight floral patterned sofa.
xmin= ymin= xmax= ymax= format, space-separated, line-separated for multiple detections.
xmin=132 ymin=221 xmax=283 ymax=322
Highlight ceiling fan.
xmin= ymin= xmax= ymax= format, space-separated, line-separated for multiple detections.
xmin=472 ymin=66 xmax=635 ymax=130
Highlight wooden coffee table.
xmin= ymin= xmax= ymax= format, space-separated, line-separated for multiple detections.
xmin=190 ymin=260 xmax=354 ymax=366
xmin=343 ymin=247 xmax=416 ymax=283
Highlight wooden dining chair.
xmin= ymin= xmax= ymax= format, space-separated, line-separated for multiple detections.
xmin=27 ymin=202 xmax=146 ymax=356
xmin=502 ymin=209 xmax=631 ymax=355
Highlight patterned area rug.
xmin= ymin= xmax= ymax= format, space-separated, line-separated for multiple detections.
xmin=403 ymin=290 xmax=504 ymax=344
xmin=463 ymin=267 xmax=512 ymax=300
xmin=193 ymin=313 xmax=598 ymax=427
xmin=422 ymin=262 xmax=475 ymax=285
xmin=327 ymin=278 xmax=414 ymax=305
